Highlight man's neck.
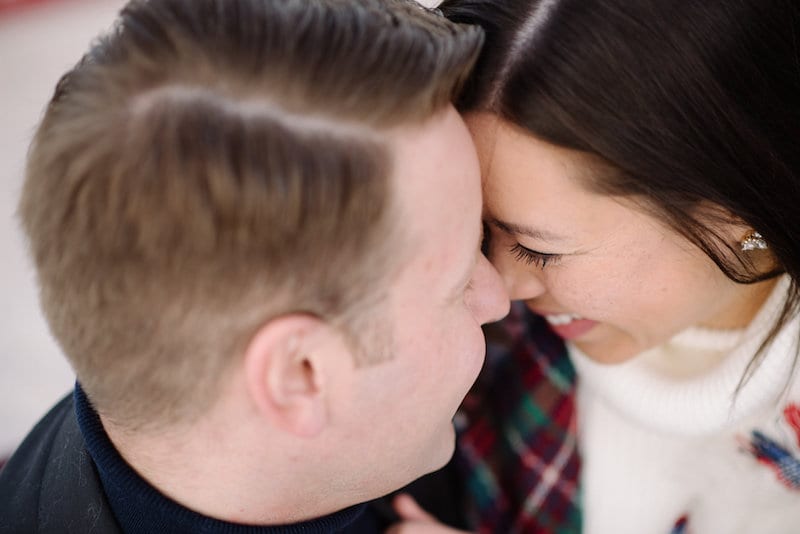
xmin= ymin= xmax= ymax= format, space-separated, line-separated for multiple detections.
xmin=97 ymin=394 xmax=353 ymax=525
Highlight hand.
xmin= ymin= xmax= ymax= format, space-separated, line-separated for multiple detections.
xmin=384 ymin=494 xmax=473 ymax=534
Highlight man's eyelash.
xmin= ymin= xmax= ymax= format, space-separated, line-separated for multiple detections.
xmin=509 ymin=243 xmax=561 ymax=269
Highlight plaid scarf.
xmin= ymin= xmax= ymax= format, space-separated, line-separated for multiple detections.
xmin=454 ymin=302 xmax=582 ymax=533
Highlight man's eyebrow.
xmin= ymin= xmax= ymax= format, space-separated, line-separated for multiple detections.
xmin=487 ymin=217 xmax=565 ymax=242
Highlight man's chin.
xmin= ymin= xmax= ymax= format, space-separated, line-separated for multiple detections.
xmin=424 ymin=424 xmax=457 ymax=473
xmin=386 ymin=425 xmax=457 ymax=492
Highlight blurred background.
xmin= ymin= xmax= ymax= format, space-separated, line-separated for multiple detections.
xmin=0 ymin=0 xmax=127 ymax=461
xmin=0 ymin=0 xmax=439 ymax=461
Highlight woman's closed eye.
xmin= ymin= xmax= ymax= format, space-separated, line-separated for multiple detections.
xmin=509 ymin=243 xmax=562 ymax=269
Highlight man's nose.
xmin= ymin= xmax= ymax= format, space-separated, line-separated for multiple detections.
xmin=469 ymin=254 xmax=510 ymax=324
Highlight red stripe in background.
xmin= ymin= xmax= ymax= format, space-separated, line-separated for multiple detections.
xmin=0 ymin=0 xmax=67 ymax=17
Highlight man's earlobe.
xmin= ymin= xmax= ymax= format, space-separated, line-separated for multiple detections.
xmin=243 ymin=315 xmax=330 ymax=438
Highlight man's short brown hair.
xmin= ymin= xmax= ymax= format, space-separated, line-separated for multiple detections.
xmin=19 ymin=0 xmax=483 ymax=429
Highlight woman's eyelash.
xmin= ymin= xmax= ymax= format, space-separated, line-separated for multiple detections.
xmin=509 ymin=243 xmax=561 ymax=269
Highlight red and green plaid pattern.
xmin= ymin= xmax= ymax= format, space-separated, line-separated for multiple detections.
xmin=455 ymin=302 xmax=581 ymax=533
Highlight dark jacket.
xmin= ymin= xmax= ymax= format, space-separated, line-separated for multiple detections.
xmin=0 ymin=394 xmax=121 ymax=533
xmin=0 ymin=393 xmax=389 ymax=534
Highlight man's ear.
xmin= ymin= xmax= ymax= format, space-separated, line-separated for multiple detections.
xmin=244 ymin=314 xmax=342 ymax=438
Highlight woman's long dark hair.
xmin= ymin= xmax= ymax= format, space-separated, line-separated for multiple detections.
xmin=442 ymin=0 xmax=800 ymax=389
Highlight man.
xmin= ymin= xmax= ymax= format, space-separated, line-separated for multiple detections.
xmin=0 ymin=0 xmax=509 ymax=531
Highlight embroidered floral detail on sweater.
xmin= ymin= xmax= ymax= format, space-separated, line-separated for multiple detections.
xmin=740 ymin=402 xmax=800 ymax=491
xmin=669 ymin=514 xmax=689 ymax=534
xmin=785 ymin=403 xmax=800 ymax=448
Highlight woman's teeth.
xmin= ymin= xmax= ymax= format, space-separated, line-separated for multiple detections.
xmin=544 ymin=313 xmax=583 ymax=326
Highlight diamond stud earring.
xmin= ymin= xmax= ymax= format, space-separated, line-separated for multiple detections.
xmin=740 ymin=231 xmax=768 ymax=251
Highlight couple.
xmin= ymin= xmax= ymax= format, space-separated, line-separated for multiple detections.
xmin=2 ymin=0 xmax=799 ymax=532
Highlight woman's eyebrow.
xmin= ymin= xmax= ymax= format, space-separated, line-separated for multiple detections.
xmin=487 ymin=217 xmax=566 ymax=242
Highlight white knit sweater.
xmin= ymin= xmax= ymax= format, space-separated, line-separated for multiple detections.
xmin=569 ymin=276 xmax=800 ymax=534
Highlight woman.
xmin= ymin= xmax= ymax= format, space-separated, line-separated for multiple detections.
xmin=392 ymin=0 xmax=800 ymax=532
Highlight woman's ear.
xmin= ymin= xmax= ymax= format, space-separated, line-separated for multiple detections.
xmin=243 ymin=314 xmax=341 ymax=438
xmin=694 ymin=204 xmax=780 ymax=276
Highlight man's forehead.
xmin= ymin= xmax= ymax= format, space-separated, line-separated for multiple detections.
xmin=385 ymin=109 xmax=482 ymax=287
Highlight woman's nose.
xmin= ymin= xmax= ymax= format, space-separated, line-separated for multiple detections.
xmin=487 ymin=240 xmax=547 ymax=301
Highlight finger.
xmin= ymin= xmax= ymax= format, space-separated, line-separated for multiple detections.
xmin=385 ymin=521 xmax=472 ymax=534
xmin=392 ymin=493 xmax=437 ymax=522
xmin=384 ymin=523 xmax=446 ymax=534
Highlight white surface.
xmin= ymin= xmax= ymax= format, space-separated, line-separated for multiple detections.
xmin=0 ymin=0 xmax=126 ymax=456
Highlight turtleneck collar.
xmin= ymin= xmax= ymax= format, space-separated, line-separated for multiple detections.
xmin=568 ymin=276 xmax=798 ymax=436
xmin=73 ymin=384 xmax=372 ymax=534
